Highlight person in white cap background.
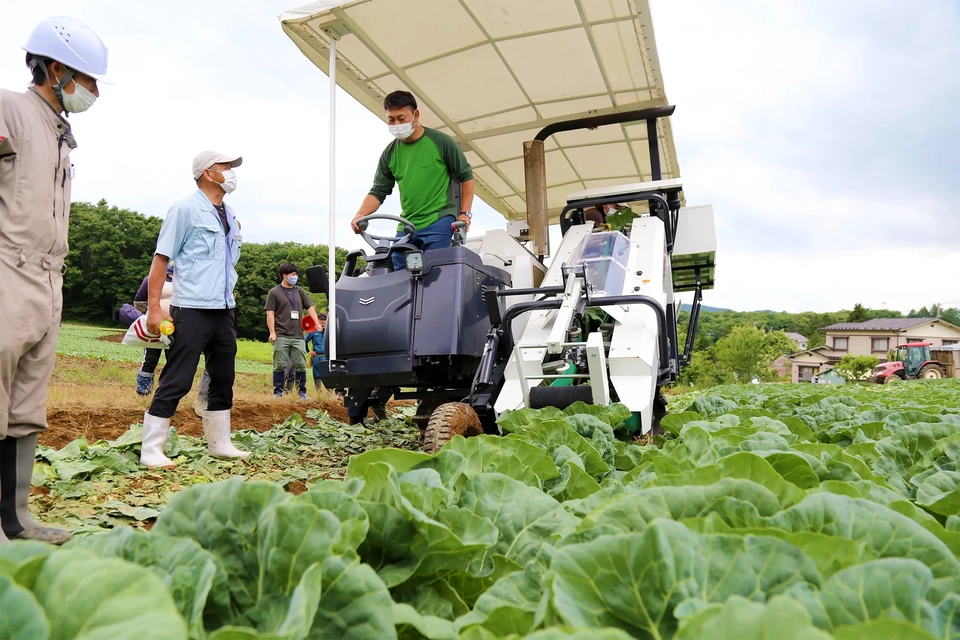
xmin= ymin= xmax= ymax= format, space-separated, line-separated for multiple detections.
xmin=133 ymin=261 xmax=175 ymax=395
xmin=140 ymin=151 xmax=249 ymax=468
xmin=0 ymin=17 xmax=111 ymax=545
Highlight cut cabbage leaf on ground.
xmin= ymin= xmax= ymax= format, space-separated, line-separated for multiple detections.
xmin=2 ymin=380 xmax=959 ymax=638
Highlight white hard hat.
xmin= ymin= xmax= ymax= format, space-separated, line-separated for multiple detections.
xmin=22 ymin=17 xmax=111 ymax=83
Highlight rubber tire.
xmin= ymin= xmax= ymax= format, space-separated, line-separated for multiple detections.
xmin=884 ymin=374 xmax=901 ymax=384
xmin=918 ymin=364 xmax=944 ymax=380
xmin=413 ymin=400 xmax=443 ymax=433
xmin=423 ymin=403 xmax=483 ymax=454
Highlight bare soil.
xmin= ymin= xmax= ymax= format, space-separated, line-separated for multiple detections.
xmin=39 ymin=399 xmax=353 ymax=449
xmin=41 ymin=355 xmax=407 ymax=449
xmin=286 ymin=481 xmax=309 ymax=495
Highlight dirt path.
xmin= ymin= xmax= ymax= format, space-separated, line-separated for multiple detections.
xmin=40 ymin=398 xmax=357 ymax=449
xmin=41 ymin=355 xmax=408 ymax=449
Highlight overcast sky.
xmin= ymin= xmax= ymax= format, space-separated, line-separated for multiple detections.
xmin=2 ymin=1 xmax=958 ymax=314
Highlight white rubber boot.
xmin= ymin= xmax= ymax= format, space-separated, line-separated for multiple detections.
xmin=203 ymin=410 xmax=250 ymax=459
xmin=140 ymin=413 xmax=176 ymax=468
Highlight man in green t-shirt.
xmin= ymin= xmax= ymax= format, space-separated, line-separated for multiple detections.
xmin=351 ymin=91 xmax=475 ymax=271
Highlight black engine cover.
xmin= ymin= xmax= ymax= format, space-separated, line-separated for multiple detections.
xmin=320 ymin=246 xmax=511 ymax=388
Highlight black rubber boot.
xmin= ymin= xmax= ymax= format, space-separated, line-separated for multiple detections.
xmin=0 ymin=434 xmax=71 ymax=545
xmin=348 ymin=404 xmax=366 ymax=425
xmin=0 ymin=439 xmax=13 ymax=544
xmin=296 ymin=371 xmax=308 ymax=400
xmin=194 ymin=368 xmax=211 ymax=417
xmin=273 ymin=370 xmax=285 ymax=397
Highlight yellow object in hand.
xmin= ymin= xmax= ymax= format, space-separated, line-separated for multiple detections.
xmin=159 ymin=320 xmax=175 ymax=336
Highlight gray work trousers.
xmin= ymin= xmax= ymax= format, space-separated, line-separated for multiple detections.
xmin=0 ymin=248 xmax=63 ymax=439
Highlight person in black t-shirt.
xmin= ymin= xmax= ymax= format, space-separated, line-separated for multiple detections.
xmin=264 ymin=262 xmax=321 ymax=399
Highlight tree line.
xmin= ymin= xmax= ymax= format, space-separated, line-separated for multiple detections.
xmin=64 ymin=200 xmax=348 ymax=340
xmin=675 ymin=301 xmax=960 ymax=388
xmin=65 ymin=201 xmax=959 ymax=378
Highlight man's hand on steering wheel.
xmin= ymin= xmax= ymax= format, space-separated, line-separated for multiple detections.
xmin=351 ymin=213 xmax=365 ymax=234
xmin=353 ymin=213 xmax=417 ymax=251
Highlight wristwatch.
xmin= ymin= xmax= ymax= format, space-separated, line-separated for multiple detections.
xmin=459 ymin=211 xmax=472 ymax=219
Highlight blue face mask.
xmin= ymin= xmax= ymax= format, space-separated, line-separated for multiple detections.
xmin=287 ymin=275 xmax=298 ymax=286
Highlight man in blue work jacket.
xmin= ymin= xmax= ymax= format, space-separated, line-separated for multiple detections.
xmin=140 ymin=150 xmax=249 ymax=468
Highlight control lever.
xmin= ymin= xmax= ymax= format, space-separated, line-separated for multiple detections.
xmin=451 ymin=220 xmax=468 ymax=246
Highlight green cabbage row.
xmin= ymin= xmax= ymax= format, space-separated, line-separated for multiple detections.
xmin=1 ymin=382 xmax=960 ymax=639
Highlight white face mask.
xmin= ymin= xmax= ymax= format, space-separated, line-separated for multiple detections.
xmin=388 ymin=120 xmax=415 ymax=140
xmin=215 ymin=169 xmax=238 ymax=194
xmin=55 ymin=74 xmax=98 ymax=113
xmin=63 ymin=83 xmax=98 ymax=113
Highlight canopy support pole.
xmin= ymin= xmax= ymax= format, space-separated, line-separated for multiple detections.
xmin=523 ymin=140 xmax=549 ymax=260
xmin=326 ymin=29 xmax=339 ymax=364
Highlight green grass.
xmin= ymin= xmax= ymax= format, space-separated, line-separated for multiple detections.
xmin=56 ymin=362 xmax=130 ymax=385
xmin=57 ymin=324 xmax=273 ymax=374
xmin=236 ymin=339 xmax=274 ymax=364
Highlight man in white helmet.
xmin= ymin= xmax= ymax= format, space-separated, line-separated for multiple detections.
xmin=0 ymin=17 xmax=110 ymax=545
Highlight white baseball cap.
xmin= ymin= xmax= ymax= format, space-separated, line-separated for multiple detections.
xmin=192 ymin=151 xmax=242 ymax=180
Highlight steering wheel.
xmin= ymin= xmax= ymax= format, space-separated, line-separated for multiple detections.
xmin=357 ymin=214 xmax=416 ymax=250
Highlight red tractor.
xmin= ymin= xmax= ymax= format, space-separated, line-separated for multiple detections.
xmin=871 ymin=342 xmax=946 ymax=383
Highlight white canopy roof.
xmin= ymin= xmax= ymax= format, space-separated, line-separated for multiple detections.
xmin=280 ymin=0 xmax=681 ymax=222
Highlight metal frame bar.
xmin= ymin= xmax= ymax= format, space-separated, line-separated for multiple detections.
xmin=534 ymin=105 xmax=675 ymax=142
xmin=585 ymin=332 xmax=611 ymax=405
xmin=513 ymin=340 xmax=591 ymax=353
xmin=500 ymin=294 xmax=674 ymax=385
xmin=597 ymin=298 xmax=674 ymax=383
xmin=680 ymin=269 xmax=704 ymax=367
xmin=666 ymin=296 xmax=679 ymax=375
xmin=513 ymin=344 xmax=531 ymax=407
xmin=559 ymin=191 xmax=678 ymax=252
xmin=647 ymin=117 xmax=662 ymax=181
xmin=394 ymin=389 xmax=468 ymax=401
xmin=512 ymin=339 xmax=594 ymax=408
xmin=325 ymin=30 xmax=339 ymax=364
xmin=522 ymin=105 xmax=676 ymax=259
xmin=497 ymin=286 xmax=565 ymax=298
xmin=671 ymin=263 xmax=715 ymax=272
xmin=547 ymin=276 xmax=583 ymax=354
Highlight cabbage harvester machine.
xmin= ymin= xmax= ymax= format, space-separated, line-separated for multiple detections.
xmin=305 ymin=106 xmax=717 ymax=450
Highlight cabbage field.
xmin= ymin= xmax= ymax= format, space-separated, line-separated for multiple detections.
xmin=2 ymin=380 xmax=960 ymax=639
